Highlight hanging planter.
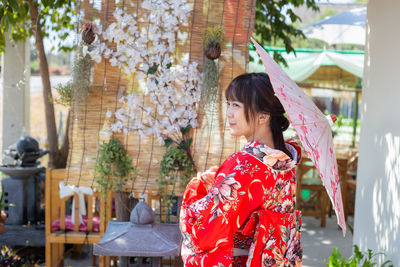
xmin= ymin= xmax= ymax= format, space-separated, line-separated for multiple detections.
xmin=158 ymin=126 xmax=197 ymax=196
xmin=81 ymin=22 xmax=96 ymax=45
xmin=68 ymin=22 xmax=97 ymax=113
xmin=94 ymin=138 xmax=138 ymax=221
xmin=202 ymin=26 xmax=224 ymax=112
xmin=203 ymin=25 xmax=224 ymax=60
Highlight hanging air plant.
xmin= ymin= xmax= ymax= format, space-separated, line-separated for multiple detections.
xmin=202 ymin=26 xmax=223 ymax=112
xmin=202 ymin=57 xmax=219 ymax=112
xmin=70 ymin=22 xmax=97 ymax=111
xmin=203 ymin=25 xmax=224 ymax=60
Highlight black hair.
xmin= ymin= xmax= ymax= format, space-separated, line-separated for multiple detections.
xmin=225 ymin=72 xmax=292 ymax=159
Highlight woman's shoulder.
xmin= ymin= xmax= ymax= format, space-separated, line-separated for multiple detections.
xmin=241 ymin=141 xmax=298 ymax=171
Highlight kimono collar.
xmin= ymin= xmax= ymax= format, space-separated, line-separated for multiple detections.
xmin=243 ymin=141 xmax=297 ymax=171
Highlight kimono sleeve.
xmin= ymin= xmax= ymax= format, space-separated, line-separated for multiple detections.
xmin=181 ymin=176 xmax=209 ymax=207
xmin=179 ymin=153 xmax=264 ymax=253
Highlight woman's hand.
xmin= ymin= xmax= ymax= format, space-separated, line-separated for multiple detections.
xmin=199 ymin=165 xmax=218 ymax=188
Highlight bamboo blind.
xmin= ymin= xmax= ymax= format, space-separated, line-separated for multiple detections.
xmin=66 ymin=0 xmax=256 ymax=195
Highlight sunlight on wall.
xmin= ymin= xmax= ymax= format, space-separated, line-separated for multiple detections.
xmin=371 ymin=133 xmax=400 ymax=252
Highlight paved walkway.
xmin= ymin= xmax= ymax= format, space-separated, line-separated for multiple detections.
xmin=302 ymin=215 xmax=353 ymax=266
xmin=58 ymin=215 xmax=354 ymax=267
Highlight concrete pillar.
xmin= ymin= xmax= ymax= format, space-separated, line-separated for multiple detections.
xmin=0 ymin=35 xmax=30 ymax=164
xmin=353 ymin=0 xmax=400 ymax=264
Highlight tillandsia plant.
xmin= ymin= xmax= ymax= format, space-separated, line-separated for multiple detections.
xmin=203 ymin=25 xmax=224 ymax=60
xmin=70 ymin=23 xmax=96 ymax=111
xmin=94 ymin=138 xmax=137 ymax=200
xmin=202 ymin=25 xmax=224 ymax=112
xmin=202 ymin=57 xmax=219 ymax=113
xmin=158 ymin=125 xmax=197 ymax=195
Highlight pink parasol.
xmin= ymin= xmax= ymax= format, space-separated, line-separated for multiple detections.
xmin=251 ymin=38 xmax=346 ymax=235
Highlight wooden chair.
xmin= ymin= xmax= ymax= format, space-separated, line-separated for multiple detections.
xmin=337 ymin=152 xmax=358 ymax=220
xmin=45 ymin=169 xmax=113 ymax=267
xmin=45 ymin=169 xmax=179 ymax=266
xmin=296 ymin=158 xmax=329 ymax=227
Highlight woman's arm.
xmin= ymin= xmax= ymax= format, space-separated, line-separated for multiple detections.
xmin=181 ymin=165 xmax=218 ymax=206
xmin=180 ymin=153 xmax=264 ymax=253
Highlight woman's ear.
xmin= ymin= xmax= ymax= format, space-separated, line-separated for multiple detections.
xmin=258 ymin=113 xmax=270 ymax=125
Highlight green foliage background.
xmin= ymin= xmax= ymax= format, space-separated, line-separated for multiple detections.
xmin=0 ymin=0 xmax=76 ymax=53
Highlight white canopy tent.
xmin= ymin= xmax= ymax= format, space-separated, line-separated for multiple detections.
xmin=248 ymin=47 xmax=364 ymax=82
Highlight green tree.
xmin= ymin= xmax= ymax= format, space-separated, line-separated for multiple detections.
xmin=0 ymin=0 xmax=75 ymax=168
xmin=253 ymin=0 xmax=319 ymax=66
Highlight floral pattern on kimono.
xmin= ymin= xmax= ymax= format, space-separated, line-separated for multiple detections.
xmin=179 ymin=141 xmax=302 ymax=267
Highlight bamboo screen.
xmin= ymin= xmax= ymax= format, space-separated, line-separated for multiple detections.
xmin=66 ymin=0 xmax=256 ymax=195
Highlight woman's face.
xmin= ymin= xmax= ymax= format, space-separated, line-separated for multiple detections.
xmin=226 ymin=100 xmax=254 ymax=139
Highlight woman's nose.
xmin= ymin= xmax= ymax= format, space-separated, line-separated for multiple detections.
xmin=226 ymin=107 xmax=233 ymax=118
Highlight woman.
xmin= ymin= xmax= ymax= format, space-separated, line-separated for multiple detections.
xmin=179 ymin=72 xmax=303 ymax=267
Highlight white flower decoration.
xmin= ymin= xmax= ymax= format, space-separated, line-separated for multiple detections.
xmin=88 ymin=0 xmax=201 ymax=144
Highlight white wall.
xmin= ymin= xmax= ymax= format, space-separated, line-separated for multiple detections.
xmin=353 ymin=0 xmax=400 ymax=264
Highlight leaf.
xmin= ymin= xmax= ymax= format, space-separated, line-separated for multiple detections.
xmin=164 ymin=138 xmax=173 ymax=147
xmin=381 ymin=260 xmax=394 ymax=267
xmin=147 ymin=64 xmax=159 ymax=74
xmin=8 ymin=0 xmax=19 ymax=11
xmin=180 ymin=125 xmax=191 ymax=135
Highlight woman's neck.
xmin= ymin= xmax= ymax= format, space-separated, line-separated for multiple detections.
xmin=246 ymin=128 xmax=275 ymax=149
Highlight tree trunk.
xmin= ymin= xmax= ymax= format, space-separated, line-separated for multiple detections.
xmin=27 ymin=0 xmax=69 ymax=168
xmin=54 ymin=110 xmax=70 ymax=168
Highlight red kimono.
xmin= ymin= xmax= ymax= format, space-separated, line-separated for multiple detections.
xmin=179 ymin=141 xmax=303 ymax=267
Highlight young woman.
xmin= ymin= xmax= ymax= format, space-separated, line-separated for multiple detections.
xmin=180 ymin=72 xmax=303 ymax=267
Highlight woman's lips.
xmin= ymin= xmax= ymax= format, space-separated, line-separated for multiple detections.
xmin=229 ymin=122 xmax=236 ymax=127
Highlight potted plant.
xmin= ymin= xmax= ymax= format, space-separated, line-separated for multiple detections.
xmin=94 ymin=138 xmax=138 ymax=222
xmin=158 ymin=126 xmax=197 ymax=221
xmin=159 ymin=126 xmax=197 ymax=195
xmin=203 ymin=25 xmax=224 ymax=60
xmin=0 ymin=182 xmax=15 ymax=234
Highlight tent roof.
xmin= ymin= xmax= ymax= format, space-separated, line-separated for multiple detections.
xmin=248 ymin=46 xmax=364 ymax=88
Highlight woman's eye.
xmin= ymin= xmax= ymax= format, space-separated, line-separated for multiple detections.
xmin=233 ymin=103 xmax=240 ymax=107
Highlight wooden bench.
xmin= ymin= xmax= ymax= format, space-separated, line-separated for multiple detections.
xmin=45 ymin=169 xmax=113 ymax=267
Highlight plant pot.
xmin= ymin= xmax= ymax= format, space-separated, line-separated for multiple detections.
xmin=204 ymin=42 xmax=221 ymax=60
xmin=0 ymin=210 xmax=7 ymax=234
xmin=81 ymin=23 xmax=96 ymax=45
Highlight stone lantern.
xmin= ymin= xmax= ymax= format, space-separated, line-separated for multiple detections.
xmin=94 ymin=201 xmax=182 ymax=267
